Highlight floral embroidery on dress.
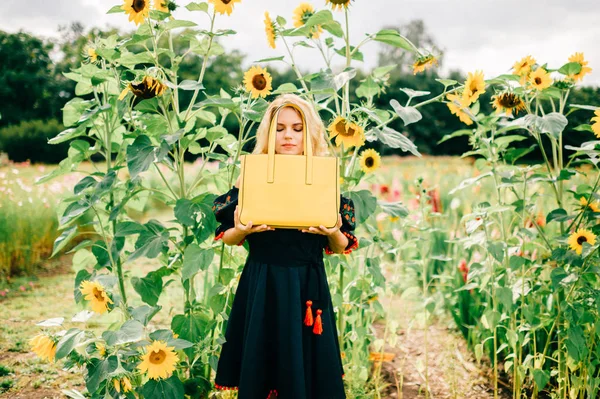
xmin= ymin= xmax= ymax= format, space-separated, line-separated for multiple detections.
xmin=212 ymin=187 xmax=245 ymax=246
xmin=325 ymin=196 xmax=358 ymax=255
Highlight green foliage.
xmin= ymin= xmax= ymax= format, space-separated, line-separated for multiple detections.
xmin=0 ymin=119 xmax=70 ymax=163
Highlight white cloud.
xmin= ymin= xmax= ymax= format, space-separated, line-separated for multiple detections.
xmin=0 ymin=0 xmax=598 ymax=85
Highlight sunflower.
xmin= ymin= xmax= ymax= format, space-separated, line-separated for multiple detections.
xmin=79 ymin=280 xmax=113 ymax=314
xmin=293 ymin=3 xmax=323 ymax=39
xmin=121 ymin=0 xmax=151 ymax=26
xmin=567 ymin=52 xmax=593 ymax=82
xmin=29 ymin=334 xmax=57 ymax=363
xmin=512 ymin=55 xmax=536 ymax=77
xmin=491 ymin=92 xmax=526 ymax=117
xmin=412 ymin=54 xmax=438 ymax=75
xmin=113 ymin=376 xmax=133 ymax=393
xmin=243 ymin=65 xmax=273 ymax=98
xmin=591 ymin=110 xmax=600 ymax=139
xmin=208 ymin=0 xmax=241 ymax=16
xmin=264 ymin=11 xmax=277 ymax=48
xmin=446 ymin=93 xmax=473 ymax=126
xmin=325 ymin=0 xmax=352 ymax=11
xmin=137 ymin=340 xmax=179 ymax=380
xmin=567 ymin=228 xmax=597 ymax=255
xmin=118 ymin=76 xmax=168 ymax=101
xmin=86 ymin=46 xmax=98 ymax=63
xmin=579 ymin=196 xmax=600 ymax=213
xmin=95 ymin=342 xmax=106 ymax=357
xmin=359 ymin=149 xmax=381 ymax=173
xmin=327 ymin=115 xmax=366 ymax=148
xmin=528 ymin=67 xmax=552 ymax=91
xmin=462 ymin=70 xmax=485 ymax=104
xmin=154 ymin=0 xmax=169 ymax=12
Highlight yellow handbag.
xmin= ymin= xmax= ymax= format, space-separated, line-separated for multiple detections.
xmin=238 ymin=102 xmax=340 ymax=229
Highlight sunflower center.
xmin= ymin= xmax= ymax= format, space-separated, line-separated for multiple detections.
xmin=92 ymin=288 xmax=104 ymax=301
xmin=534 ymin=77 xmax=542 ymax=85
xmin=498 ymin=93 xmax=521 ymax=109
xmin=221 ymin=0 xmax=232 ymax=4
xmin=150 ymin=349 xmax=167 ymax=364
xmin=342 ymin=125 xmax=356 ymax=137
xmin=330 ymin=0 xmax=350 ymax=4
xmin=333 ymin=120 xmax=347 ymax=136
xmin=252 ymin=74 xmax=267 ymax=90
xmin=365 ymin=157 xmax=374 ymax=167
xmin=133 ymin=0 xmax=146 ymax=12
xmin=577 ymin=236 xmax=588 ymax=245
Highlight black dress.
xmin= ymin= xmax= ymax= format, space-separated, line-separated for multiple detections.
xmin=211 ymin=186 xmax=359 ymax=399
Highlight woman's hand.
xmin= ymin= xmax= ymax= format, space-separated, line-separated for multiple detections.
xmin=234 ymin=205 xmax=274 ymax=236
xmin=300 ymin=214 xmax=343 ymax=236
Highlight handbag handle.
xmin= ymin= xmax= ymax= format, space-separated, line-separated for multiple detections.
xmin=266 ymin=102 xmax=314 ymax=185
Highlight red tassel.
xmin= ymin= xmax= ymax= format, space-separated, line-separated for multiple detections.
xmin=304 ymin=300 xmax=314 ymax=326
xmin=313 ymin=309 xmax=323 ymax=335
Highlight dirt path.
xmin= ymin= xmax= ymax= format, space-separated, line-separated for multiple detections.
xmin=372 ymin=292 xmax=512 ymax=399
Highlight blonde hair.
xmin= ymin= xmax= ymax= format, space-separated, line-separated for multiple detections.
xmin=251 ymin=93 xmax=330 ymax=156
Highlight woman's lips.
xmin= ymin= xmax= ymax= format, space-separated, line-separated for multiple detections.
xmin=282 ymin=144 xmax=295 ymax=147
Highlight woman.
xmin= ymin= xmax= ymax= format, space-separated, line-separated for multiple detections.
xmin=212 ymin=93 xmax=358 ymax=399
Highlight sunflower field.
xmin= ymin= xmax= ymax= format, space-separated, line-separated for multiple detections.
xmin=19 ymin=0 xmax=600 ymax=398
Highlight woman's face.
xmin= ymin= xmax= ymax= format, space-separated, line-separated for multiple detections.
xmin=275 ymin=107 xmax=304 ymax=155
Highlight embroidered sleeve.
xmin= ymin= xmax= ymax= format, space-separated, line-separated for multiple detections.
xmin=212 ymin=187 xmax=245 ymax=246
xmin=325 ymin=195 xmax=358 ymax=255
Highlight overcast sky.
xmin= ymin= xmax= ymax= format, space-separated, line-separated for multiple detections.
xmin=2 ymin=0 xmax=599 ymax=86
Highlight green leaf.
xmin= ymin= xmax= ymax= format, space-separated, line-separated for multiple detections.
xmin=435 ymin=78 xmax=458 ymax=88
xmin=345 ymin=190 xmax=377 ymax=225
xmin=540 ymin=112 xmax=568 ymax=138
xmin=55 ymin=328 xmax=83 ymax=360
xmin=377 ymin=201 xmax=409 ymax=218
xmin=373 ymin=29 xmax=414 ymax=51
xmin=253 ymin=56 xmax=285 ymax=63
xmin=334 ymin=46 xmax=364 ymax=62
xmin=85 ymin=356 xmax=118 ymax=393
xmin=132 ymin=272 xmax=163 ymax=306
xmin=118 ymin=52 xmax=155 ymax=69
xmin=115 ymin=221 xmax=146 ymax=237
xmin=304 ymin=10 xmax=333 ymax=27
xmin=558 ymin=61 xmax=582 ymax=76
xmin=142 ymin=375 xmax=185 ymax=399
xmin=186 ymin=2 xmax=209 ymax=12
xmin=546 ymin=208 xmax=569 ymax=223
xmin=192 ymin=97 xmax=238 ymax=111
xmin=63 ymin=98 xmax=93 ymax=127
xmin=272 ymin=83 xmax=298 ymax=95
xmin=127 ymin=135 xmax=155 ymax=179
xmin=177 ymin=80 xmax=204 ymax=91
xmin=438 ymin=129 xmax=473 ymax=145
xmin=131 ymin=305 xmax=162 ymax=326
xmin=368 ymin=126 xmax=421 ymax=156
xmin=164 ymin=19 xmax=198 ymax=30
xmin=174 ymin=199 xmax=200 ymax=227
xmin=49 ymin=125 xmax=87 ymax=145
xmin=172 ymin=312 xmax=210 ymax=342
xmin=182 ymin=245 xmax=214 ymax=281
xmin=356 ymin=76 xmax=379 ymax=99
xmin=487 ymin=241 xmax=505 ymax=264
xmin=533 ymin=369 xmax=550 ymax=390
xmin=390 ymin=99 xmax=422 ymax=126
xmin=51 ymin=226 xmax=78 ymax=257
xmin=103 ymin=320 xmax=145 ymax=345
xmin=128 ymin=220 xmax=170 ymax=261
xmin=107 ymin=5 xmax=124 ymax=14
xmin=321 ymin=21 xmax=343 ymax=38
xmin=574 ymin=124 xmax=594 ymax=133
